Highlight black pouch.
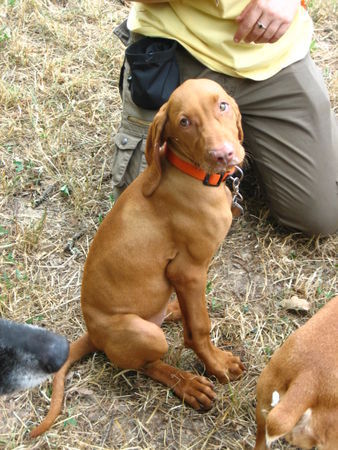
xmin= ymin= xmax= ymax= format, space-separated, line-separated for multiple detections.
xmin=125 ymin=37 xmax=180 ymax=110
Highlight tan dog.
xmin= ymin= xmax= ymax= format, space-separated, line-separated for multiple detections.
xmin=255 ymin=295 xmax=338 ymax=449
xmin=31 ymin=79 xmax=245 ymax=437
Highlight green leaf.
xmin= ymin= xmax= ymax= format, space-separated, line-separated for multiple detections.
xmin=0 ymin=226 xmax=8 ymax=236
xmin=6 ymin=252 xmax=15 ymax=263
xmin=15 ymin=269 xmax=22 ymax=280
xmin=63 ymin=417 xmax=78 ymax=427
xmin=0 ymin=27 xmax=10 ymax=43
xmin=310 ymin=39 xmax=317 ymax=52
xmin=289 ymin=250 xmax=297 ymax=260
xmin=211 ymin=297 xmax=216 ymax=311
xmin=264 ymin=346 xmax=273 ymax=356
xmin=60 ymin=184 xmax=70 ymax=197
xmin=14 ymin=160 xmax=24 ymax=172
xmin=2 ymin=272 xmax=11 ymax=288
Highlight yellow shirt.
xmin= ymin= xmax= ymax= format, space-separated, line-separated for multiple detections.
xmin=127 ymin=0 xmax=313 ymax=80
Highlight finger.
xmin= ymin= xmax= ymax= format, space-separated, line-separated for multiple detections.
xmin=255 ymin=20 xmax=280 ymax=43
xmin=234 ymin=7 xmax=263 ymax=42
xmin=269 ymin=22 xmax=291 ymax=43
xmin=235 ymin=0 xmax=254 ymax=23
xmin=243 ymin=17 xmax=271 ymax=43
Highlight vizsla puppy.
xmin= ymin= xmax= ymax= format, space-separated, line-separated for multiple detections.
xmin=255 ymin=295 xmax=338 ymax=450
xmin=31 ymin=79 xmax=245 ymax=437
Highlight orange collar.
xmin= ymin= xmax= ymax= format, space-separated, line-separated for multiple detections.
xmin=165 ymin=147 xmax=235 ymax=187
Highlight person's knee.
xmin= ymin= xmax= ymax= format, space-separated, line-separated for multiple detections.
xmin=275 ymin=199 xmax=338 ymax=236
xmin=290 ymin=215 xmax=337 ymax=236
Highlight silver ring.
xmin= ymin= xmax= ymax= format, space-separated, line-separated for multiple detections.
xmin=257 ymin=21 xmax=267 ymax=30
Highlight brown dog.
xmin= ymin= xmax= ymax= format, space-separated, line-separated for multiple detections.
xmin=30 ymin=79 xmax=245 ymax=437
xmin=255 ymin=295 xmax=338 ymax=449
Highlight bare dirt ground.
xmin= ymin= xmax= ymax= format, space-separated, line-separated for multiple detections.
xmin=0 ymin=1 xmax=337 ymax=449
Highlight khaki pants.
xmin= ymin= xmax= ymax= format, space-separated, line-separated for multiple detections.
xmin=112 ymin=44 xmax=338 ymax=235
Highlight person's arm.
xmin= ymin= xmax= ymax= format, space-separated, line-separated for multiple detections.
xmin=234 ymin=0 xmax=300 ymax=44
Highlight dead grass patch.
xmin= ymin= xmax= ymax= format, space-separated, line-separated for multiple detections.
xmin=0 ymin=0 xmax=336 ymax=449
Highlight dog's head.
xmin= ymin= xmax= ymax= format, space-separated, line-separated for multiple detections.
xmin=142 ymin=79 xmax=245 ymax=196
xmin=0 ymin=319 xmax=69 ymax=395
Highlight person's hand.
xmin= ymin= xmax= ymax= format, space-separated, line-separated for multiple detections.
xmin=234 ymin=0 xmax=300 ymax=44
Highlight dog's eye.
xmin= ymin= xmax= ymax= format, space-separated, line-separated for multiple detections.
xmin=179 ymin=117 xmax=191 ymax=127
xmin=220 ymin=101 xmax=229 ymax=112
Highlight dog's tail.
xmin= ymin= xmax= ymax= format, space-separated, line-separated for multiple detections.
xmin=30 ymin=333 xmax=96 ymax=438
xmin=265 ymin=374 xmax=315 ymax=447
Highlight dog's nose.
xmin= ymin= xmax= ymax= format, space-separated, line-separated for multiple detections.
xmin=209 ymin=143 xmax=234 ymax=164
xmin=41 ymin=335 xmax=69 ymax=373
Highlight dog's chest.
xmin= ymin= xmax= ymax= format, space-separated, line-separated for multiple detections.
xmin=175 ymin=200 xmax=232 ymax=260
xmin=196 ymin=193 xmax=232 ymax=239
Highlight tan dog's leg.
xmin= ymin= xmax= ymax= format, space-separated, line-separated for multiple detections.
xmin=254 ymin=400 xmax=268 ymax=450
xmin=254 ymin=375 xmax=271 ymax=449
xmin=165 ymin=299 xmax=182 ymax=322
xmin=91 ymin=313 xmax=217 ymax=409
xmin=143 ymin=360 xmax=216 ymax=410
xmin=93 ymin=314 xmax=168 ymax=369
xmin=167 ymin=258 xmax=244 ymax=383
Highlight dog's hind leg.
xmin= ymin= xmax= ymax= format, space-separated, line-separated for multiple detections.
xmin=92 ymin=313 xmax=216 ymax=410
xmin=164 ymin=299 xmax=182 ymax=322
xmin=91 ymin=313 xmax=168 ymax=369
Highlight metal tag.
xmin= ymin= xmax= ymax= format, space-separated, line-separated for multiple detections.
xmin=231 ymin=201 xmax=244 ymax=217
xmin=229 ymin=166 xmax=244 ymax=217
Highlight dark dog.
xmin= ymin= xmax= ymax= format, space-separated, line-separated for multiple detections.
xmin=0 ymin=319 xmax=69 ymax=395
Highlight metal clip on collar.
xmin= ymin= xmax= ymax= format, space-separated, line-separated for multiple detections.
xmin=229 ymin=166 xmax=244 ymax=216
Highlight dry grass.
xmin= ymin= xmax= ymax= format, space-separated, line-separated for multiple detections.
xmin=0 ymin=0 xmax=337 ymax=449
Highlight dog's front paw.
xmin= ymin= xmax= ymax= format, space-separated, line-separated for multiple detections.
xmin=206 ymin=349 xmax=245 ymax=383
xmin=170 ymin=372 xmax=216 ymax=410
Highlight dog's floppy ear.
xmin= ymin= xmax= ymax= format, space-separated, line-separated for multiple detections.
xmin=142 ymin=102 xmax=168 ymax=197
xmin=229 ymin=97 xmax=244 ymax=143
